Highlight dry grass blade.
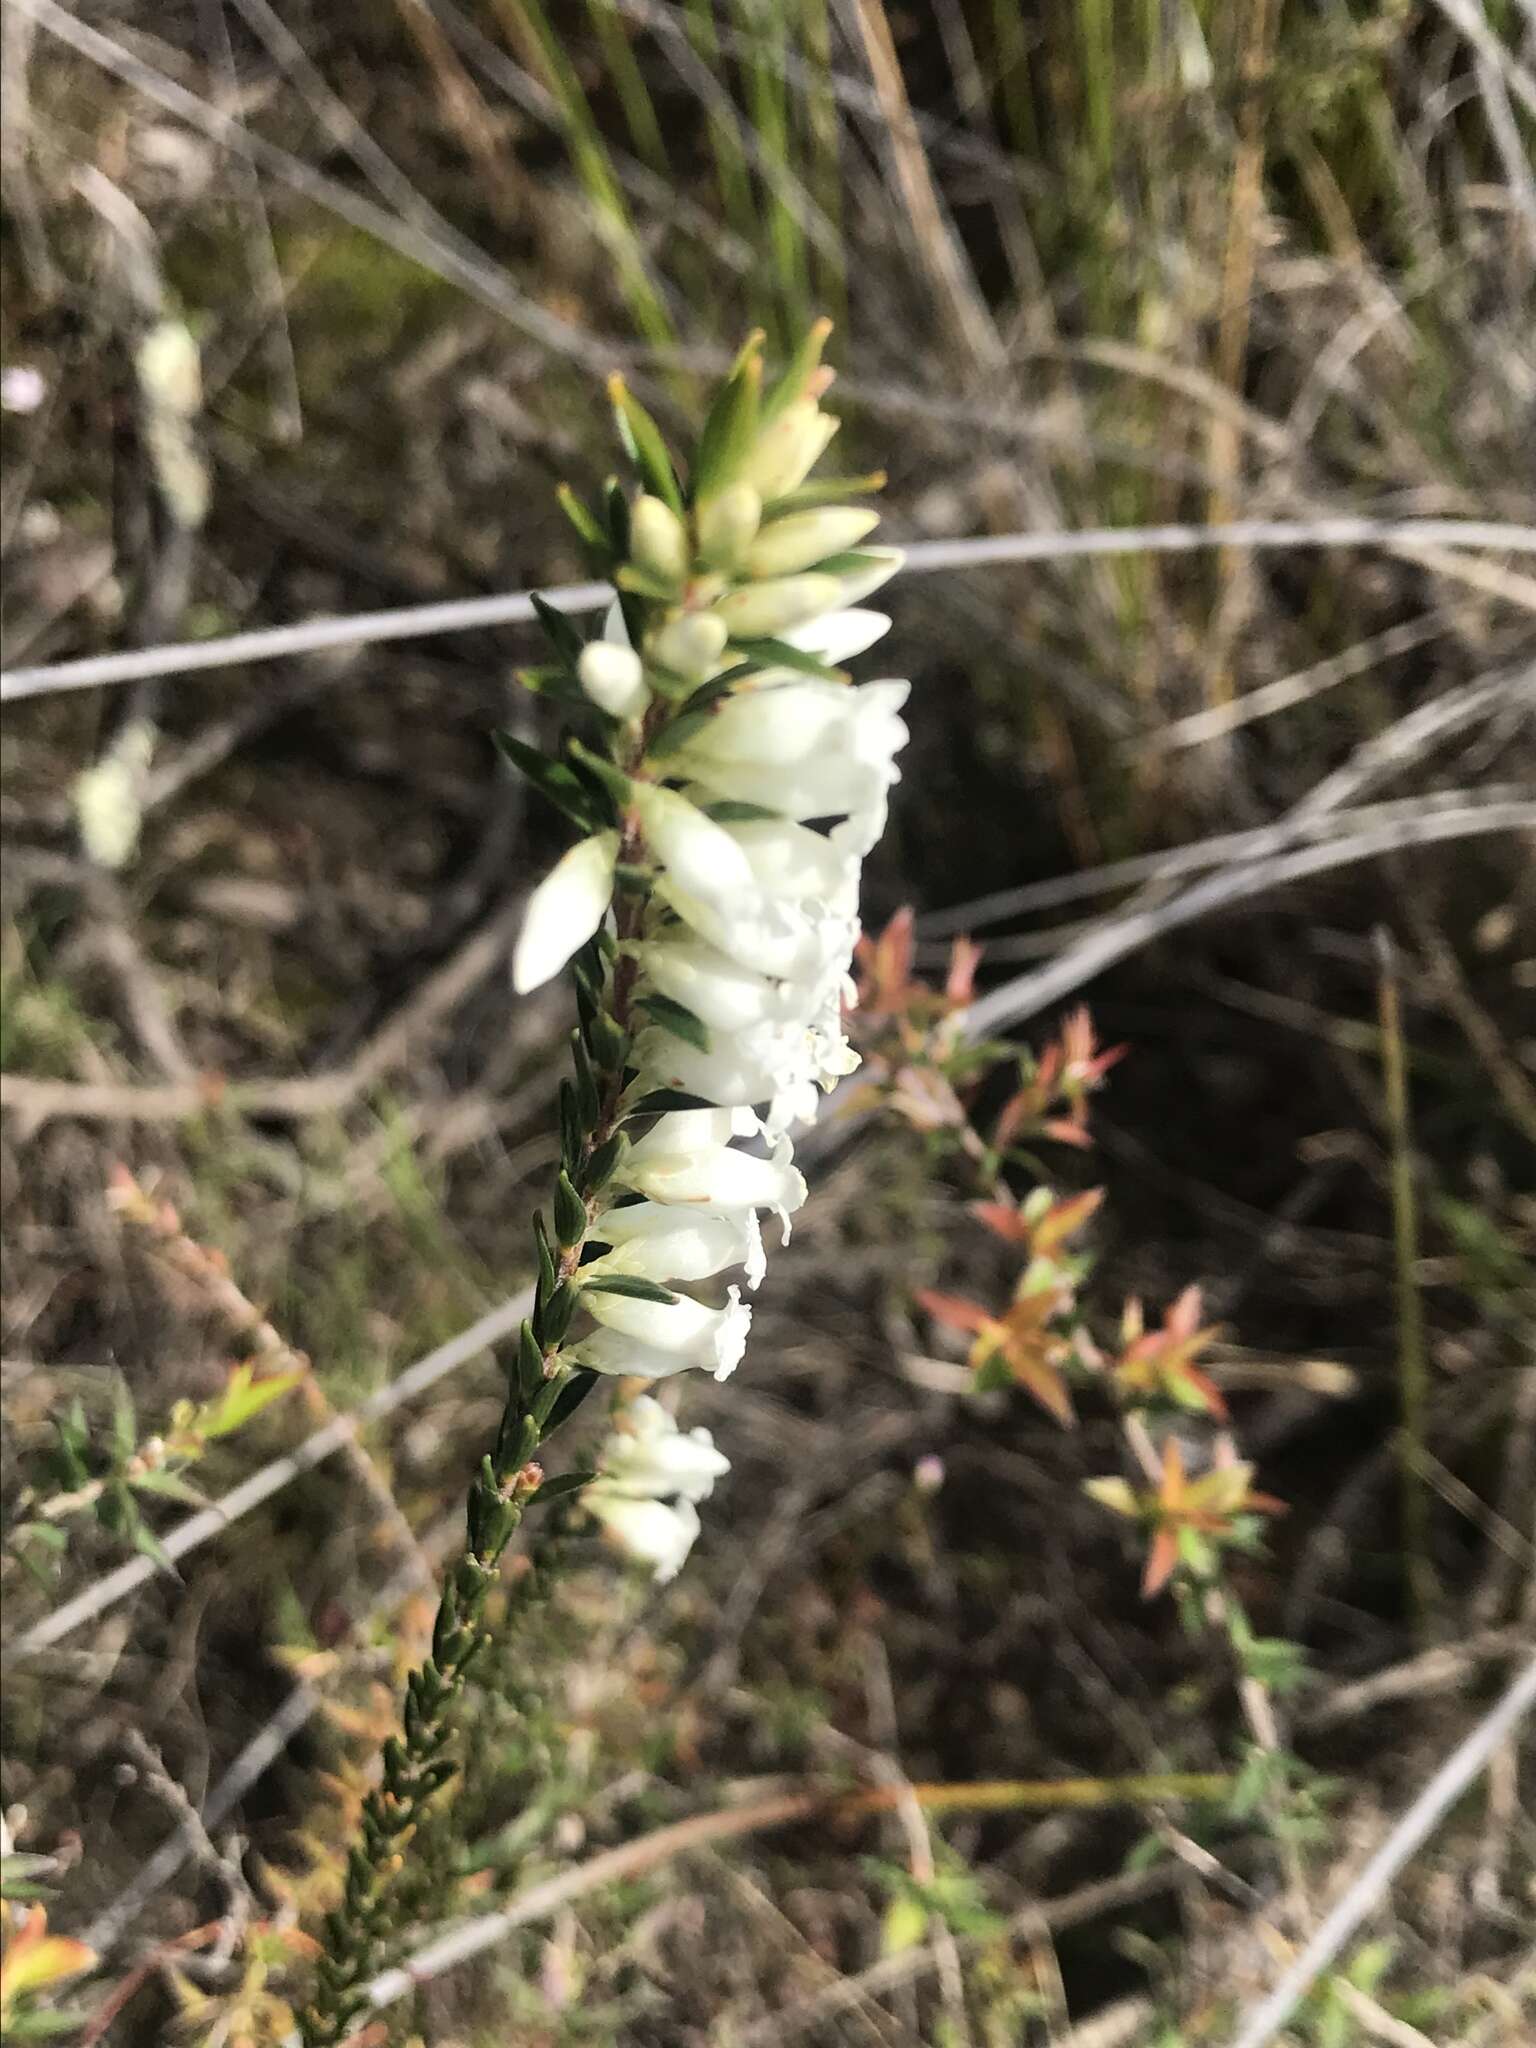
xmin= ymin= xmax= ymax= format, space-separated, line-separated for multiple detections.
xmin=6 ymin=521 xmax=1534 ymax=701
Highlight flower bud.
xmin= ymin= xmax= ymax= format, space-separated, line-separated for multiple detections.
xmin=630 ymin=493 xmax=691 ymax=586
xmin=578 ymin=641 xmax=648 ymax=719
xmin=648 ymin=611 xmax=729 ymax=681
xmin=630 ymin=784 xmax=754 ymax=896
xmin=512 ymin=830 xmax=619 ymax=993
xmin=586 ymin=1490 xmax=701 ymax=1579
xmin=743 ymin=507 xmax=880 ymax=578
xmin=695 ymin=482 xmax=762 ymax=568
xmin=739 ymin=399 xmax=838 ymax=499
xmin=713 ymin=573 xmax=842 ymax=640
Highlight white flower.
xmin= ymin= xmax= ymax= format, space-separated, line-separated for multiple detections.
xmin=681 ymin=678 xmax=908 ymax=772
xmin=655 ymin=876 xmax=853 ymax=984
xmin=595 ymin=1393 xmax=730 ymax=1501
xmin=833 ymin=547 xmax=904 ymax=606
xmin=582 ymin=1284 xmax=751 ymax=1381
xmin=743 ymin=506 xmax=880 ymax=578
xmin=586 ymin=1490 xmax=700 ymax=1581
xmin=618 ymin=1113 xmax=807 ymax=1228
xmin=634 ymin=936 xmax=792 ymax=1032
xmin=513 ymin=831 xmax=619 ymax=993
xmin=724 ymin=817 xmax=862 ymax=908
xmin=1 ymin=365 xmax=46 ymax=415
xmin=578 ymin=640 xmax=648 ymax=719
xmin=630 ymin=784 xmax=755 ymax=898
xmin=587 ymin=1200 xmax=766 ymax=1289
xmin=649 ymin=612 xmax=729 ymax=681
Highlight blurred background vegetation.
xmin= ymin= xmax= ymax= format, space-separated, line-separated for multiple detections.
xmin=1 ymin=1 xmax=1533 ymax=2042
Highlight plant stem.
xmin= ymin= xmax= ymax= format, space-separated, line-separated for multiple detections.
xmin=299 ymin=757 xmax=656 ymax=2045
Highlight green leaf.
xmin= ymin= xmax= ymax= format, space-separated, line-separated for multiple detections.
xmin=762 ymin=316 xmax=832 ymax=425
xmin=637 ymin=992 xmax=710 ymax=1052
xmin=554 ymin=1170 xmax=588 ymax=1247
xmin=517 ymin=1321 xmax=546 ymax=1404
xmin=728 ymin=635 xmax=845 ymax=681
xmin=128 ymin=1468 xmax=212 ymax=1508
xmin=566 ymin=737 xmax=634 ymax=807
xmin=130 ymin=1517 xmax=176 ymax=1574
xmin=624 ymin=1086 xmax=714 ymax=1114
xmin=513 ymin=663 xmax=585 ymax=704
xmin=529 ymin=590 xmax=586 ymax=666
xmin=645 ymin=708 xmax=715 ymax=758
xmin=556 ymin=482 xmax=608 ymax=557
xmin=529 ymin=1468 xmax=596 ymax=1507
xmin=493 ymin=733 xmax=606 ymax=831
xmin=699 ymin=799 xmax=784 ymax=823
xmin=533 ymin=1210 xmax=557 ymax=1309
xmin=558 ymin=1081 xmax=581 ymax=1170
xmin=584 ymin=1129 xmax=629 ymax=1192
xmin=692 ymin=347 xmax=762 ymax=501
xmin=580 ymin=1273 xmax=679 ymax=1304
xmin=607 ymin=375 xmax=683 ymax=513
xmin=761 ymin=471 xmax=886 ymax=516
xmin=199 ymin=1363 xmax=307 ymax=1439
xmin=540 ymin=1368 xmax=599 ymax=1437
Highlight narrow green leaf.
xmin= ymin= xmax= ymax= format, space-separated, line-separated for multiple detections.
xmin=585 ymin=1128 xmax=629 ymax=1192
xmin=517 ymin=1321 xmax=545 ymax=1403
xmin=530 ymin=591 xmax=585 ymax=666
xmin=762 ymin=316 xmax=833 ymax=424
xmin=700 ymin=799 xmax=784 ymax=823
xmin=607 ymin=375 xmax=683 ymax=513
xmin=692 ymin=349 xmax=763 ymax=501
xmin=529 ymin=1468 xmax=596 ymax=1506
xmin=554 ymin=1170 xmax=588 ymax=1247
xmin=645 ymin=707 xmax=715 ymax=757
xmin=762 ymin=471 xmax=886 ymax=516
xmin=566 ymin=737 xmax=634 ymax=807
xmin=556 ymin=482 xmax=608 ymax=555
xmin=638 ymin=991 xmax=711 ymax=1052
xmin=728 ymin=635 xmax=845 ymax=681
xmin=580 ymin=1272 xmax=679 ymax=1304
xmin=625 ymin=1086 xmax=715 ymax=1113
xmin=539 ymin=1368 xmax=599 ymax=1437
xmin=493 ymin=733 xmax=604 ymax=831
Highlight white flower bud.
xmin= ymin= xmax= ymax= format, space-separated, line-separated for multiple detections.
xmin=713 ymin=573 xmax=842 ymax=639
xmin=630 ymin=493 xmax=692 ymax=586
xmin=739 ymin=399 xmax=838 ymax=499
xmin=743 ymin=507 xmax=880 ymax=578
xmin=696 ymin=482 xmax=762 ymax=567
xmin=512 ymin=830 xmax=618 ymax=993
xmin=630 ymin=784 xmax=754 ymax=897
xmin=780 ymin=606 xmax=891 ymax=665
xmin=833 ymin=547 xmax=904 ymax=606
xmin=578 ymin=640 xmax=648 ymax=719
xmin=648 ymin=611 xmax=729 ymax=681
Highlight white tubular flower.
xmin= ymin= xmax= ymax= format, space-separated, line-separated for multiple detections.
xmin=634 ymin=936 xmax=791 ymax=1032
xmin=578 ymin=640 xmax=648 ymax=719
xmin=594 ymin=1394 xmax=730 ymax=1502
xmin=585 ymin=1490 xmax=700 ymax=1582
xmin=724 ymin=817 xmax=861 ymax=907
xmin=513 ymin=831 xmax=619 ymax=994
xmin=677 ymin=681 xmax=909 ymax=832
xmin=655 ymin=876 xmax=852 ymax=984
xmin=619 ymin=1114 xmax=807 ymax=1226
xmin=630 ymin=784 xmax=755 ymax=898
xmin=681 ymin=678 xmax=905 ymax=770
xmin=587 ymin=1200 xmax=766 ymax=1289
xmin=743 ymin=507 xmax=880 ymax=578
xmin=576 ymin=1284 xmax=752 ymax=1382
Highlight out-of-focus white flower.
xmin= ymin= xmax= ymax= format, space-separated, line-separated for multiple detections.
xmin=578 ymin=640 xmax=648 ymax=719
xmin=594 ymin=1393 xmax=730 ymax=1501
xmin=1 ymin=365 xmax=47 ymax=415
xmin=634 ymin=936 xmax=791 ymax=1032
xmin=586 ymin=1489 xmax=701 ymax=1581
xmin=743 ymin=506 xmax=880 ymax=578
xmin=513 ymin=831 xmax=618 ymax=993
xmin=581 ymin=1283 xmax=751 ymax=1381
xmin=655 ymin=876 xmax=854 ymax=984
xmin=673 ymin=681 xmax=909 ymax=835
xmin=681 ymin=678 xmax=906 ymax=770
xmin=586 ymin=1200 xmax=766 ymax=1289
xmin=630 ymin=784 xmax=755 ymax=898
